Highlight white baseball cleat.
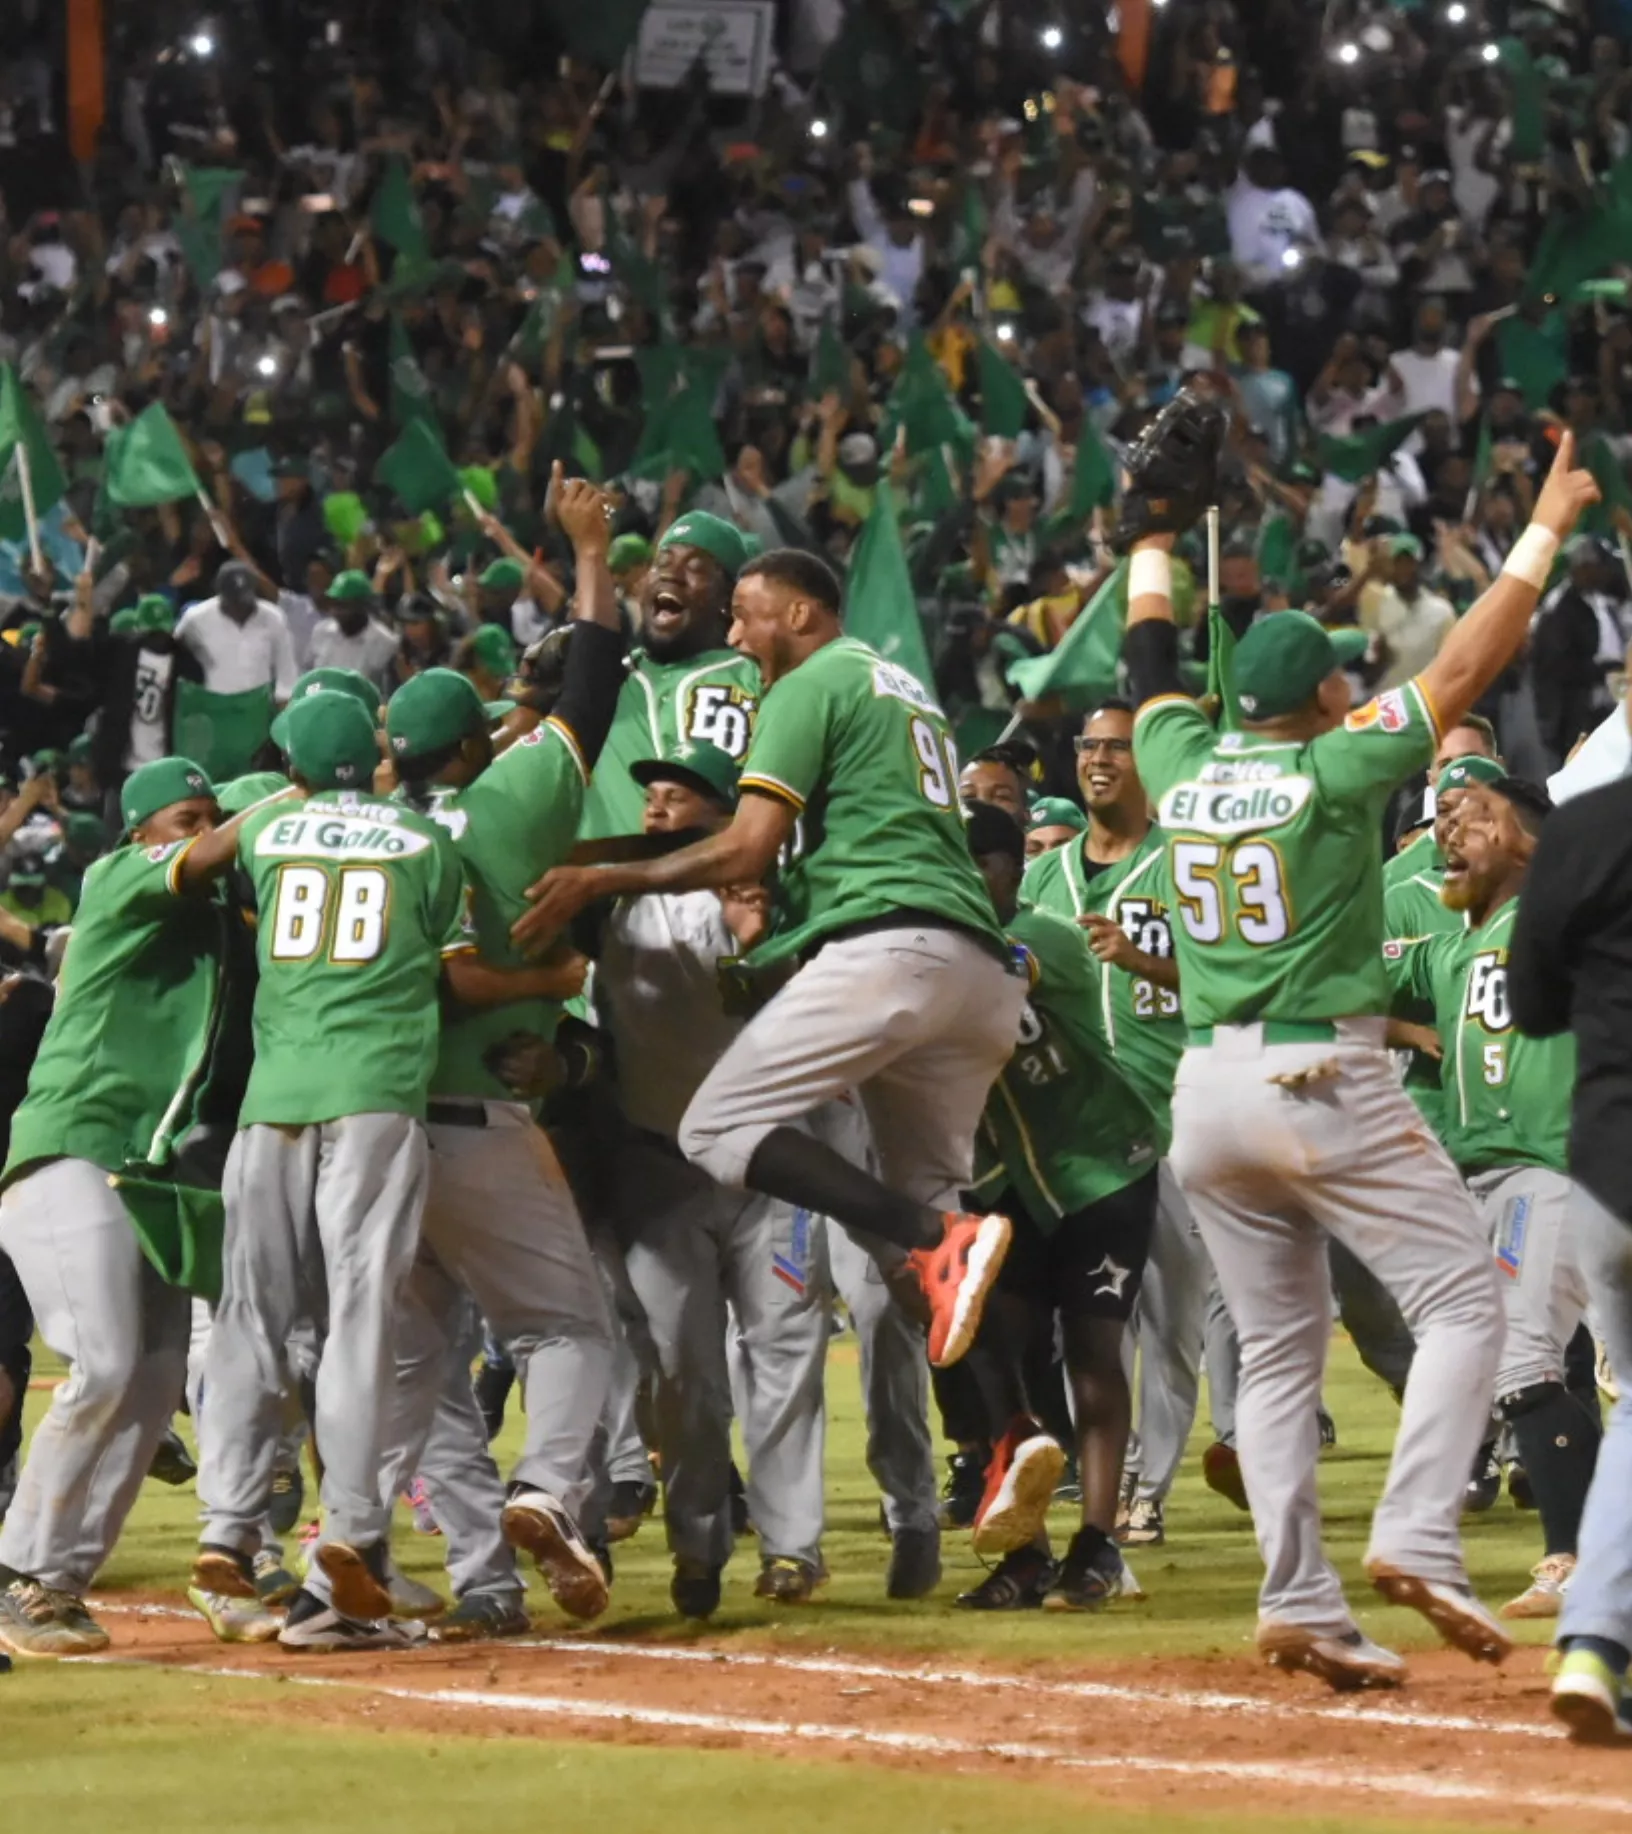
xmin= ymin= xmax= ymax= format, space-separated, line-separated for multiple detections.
xmin=188 ymin=1585 xmax=282 ymax=1645
xmin=501 ymin=1488 xmax=608 ymax=1620
xmin=1500 ymin=1552 xmax=1575 ymax=1620
xmin=1365 ymin=1561 xmax=1512 ymax=1664
xmin=1258 ymin=1620 xmax=1407 ymax=1692
xmin=277 ymin=1589 xmax=425 ymax=1653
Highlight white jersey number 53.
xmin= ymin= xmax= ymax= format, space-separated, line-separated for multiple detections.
xmin=1171 ymin=839 xmax=1290 ymax=946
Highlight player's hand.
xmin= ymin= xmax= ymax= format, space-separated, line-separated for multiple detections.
xmin=718 ymin=883 xmax=771 ymax=951
xmin=512 ymin=864 xmax=605 ymax=954
xmin=555 ymin=470 xmax=614 ymax=559
xmin=1077 ymin=912 xmax=1141 ymax=968
xmin=1386 ymin=1019 xmax=1443 ymax=1061
xmin=482 ymin=1030 xmax=564 ymax=1101
xmin=535 ymin=949 xmax=590 ymax=1003
xmin=1532 ymin=430 xmax=1601 ymax=542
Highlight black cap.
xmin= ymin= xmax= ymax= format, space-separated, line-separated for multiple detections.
xmin=966 ymin=800 xmax=1026 ymax=866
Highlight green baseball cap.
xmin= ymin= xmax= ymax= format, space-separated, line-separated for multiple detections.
xmin=63 ymin=810 xmax=108 ymax=854
xmin=1435 ymin=755 xmax=1506 ymax=798
xmin=629 ymin=740 xmax=740 ymax=809
xmin=1027 ymin=796 xmax=1087 ymax=834
xmin=109 ymin=607 xmax=141 ymax=635
xmin=469 ymin=623 xmax=518 ymax=678
xmin=326 ymin=569 xmax=376 ymax=603
xmin=120 ymin=756 xmax=215 ymax=831
xmin=1390 ymin=533 xmax=1424 ymax=560
xmin=386 ymin=667 xmax=488 ymax=760
xmin=282 ymin=692 xmax=380 ymax=791
xmin=1233 ymin=613 xmax=1369 ymax=722
xmin=607 ymin=533 xmax=652 ymax=575
xmin=658 ymin=511 xmax=750 ymax=577
xmin=133 ymin=593 xmax=176 ymax=633
xmin=269 ymin=669 xmax=380 ymax=749
xmin=66 ymin=732 xmax=94 ymax=765
xmin=215 ymin=770 xmax=292 ymax=816
xmin=478 ymin=557 xmax=526 ymax=594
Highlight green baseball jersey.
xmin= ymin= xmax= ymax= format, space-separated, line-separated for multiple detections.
xmin=1383 ymin=899 xmax=1573 ymax=1173
xmin=234 ymin=791 xmax=476 ymax=1126
xmin=737 ymin=638 xmax=1005 ymax=968
xmin=5 ymin=843 xmax=234 ymax=1182
xmin=1382 ymin=842 xmax=1460 ymax=1133
xmin=578 ymin=648 xmax=759 ymax=839
xmin=1020 ymin=824 xmax=1183 ymax=1131
xmin=976 ymin=906 xmax=1164 ymax=1228
xmin=1133 ymin=680 xmax=1440 ymax=1028
xmin=413 ymin=716 xmax=588 ymax=1101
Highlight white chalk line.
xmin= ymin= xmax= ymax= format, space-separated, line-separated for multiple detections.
xmin=91 ymin=1599 xmax=1555 ymax=1742
xmin=73 ymin=1652 xmax=1625 ymax=1818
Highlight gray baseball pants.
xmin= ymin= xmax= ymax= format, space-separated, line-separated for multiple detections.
xmin=1470 ymin=1165 xmax=1587 ymax=1393
xmin=198 ymin=1113 xmax=428 ymax=1558
xmin=1168 ymin=1020 xmax=1503 ymax=1640
xmin=0 ymin=1158 xmax=191 ymax=1593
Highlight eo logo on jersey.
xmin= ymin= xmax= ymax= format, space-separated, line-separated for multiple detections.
xmin=255 ymin=812 xmax=435 ymax=861
xmin=1158 ymin=774 xmax=1313 ymax=836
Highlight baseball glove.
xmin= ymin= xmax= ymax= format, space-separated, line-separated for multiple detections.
xmin=1112 ymin=387 xmax=1228 ymax=553
xmin=508 ymin=625 xmax=575 ymax=714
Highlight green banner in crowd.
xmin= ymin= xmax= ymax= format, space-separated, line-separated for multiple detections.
xmin=173 ymin=681 xmax=274 ymax=782
xmin=1005 ymin=562 xmax=1128 ymax=703
xmin=0 ymin=361 xmax=67 ymax=542
xmin=844 ymin=481 xmax=938 ymax=693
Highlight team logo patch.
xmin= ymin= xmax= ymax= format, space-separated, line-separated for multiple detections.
xmin=145 ymin=842 xmax=180 ymax=862
xmin=1495 ymin=1193 xmax=1531 ymax=1279
xmin=1382 ymin=940 xmax=1405 ymax=960
xmin=1088 ymin=1255 xmax=1131 ymax=1300
xmin=1345 ymin=689 xmax=1410 ymax=734
xmin=772 ymin=1207 xmax=814 ymax=1295
xmin=519 ymin=727 xmax=545 ymax=747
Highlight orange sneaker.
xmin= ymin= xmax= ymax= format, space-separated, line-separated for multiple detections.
xmin=907 ymin=1211 xmax=1012 ymax=1367
xmin=972 ymin=1416 xmax=1065 ymax=1556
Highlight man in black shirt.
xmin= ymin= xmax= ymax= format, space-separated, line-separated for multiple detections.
xmin=1509 ymin=778 xmax=1632 ymax=1741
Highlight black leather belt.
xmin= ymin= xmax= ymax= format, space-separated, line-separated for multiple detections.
xmin=808 ymin=909 xmax=986 ymax=960
xmin=426 ymin=1100 xmax=487 ymax=1128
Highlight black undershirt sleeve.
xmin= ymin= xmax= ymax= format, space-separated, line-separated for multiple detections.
xmin=548 ymin=623 xmax=627 ymax=772
xmin=1122 ymin=619 xmax=1185 ymax=707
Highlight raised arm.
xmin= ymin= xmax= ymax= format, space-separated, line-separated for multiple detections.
xmin=1417 ymin=432 xmax=1599 ymax=733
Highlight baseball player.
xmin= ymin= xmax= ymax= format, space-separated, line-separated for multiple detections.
xmin=1121 ymin=394 xmax=1599 ymax=1690
xmin=370 ymin=472 xmax=629 ymax=1634
xmin=180 ymin=692 xmax=482 ymax=1653
xmin=579 ymin=511 xmax=760 ymax=841
xmin=1020 ymin=697 xmax=1201 ymax=1550
xmin=517 ymin=547 xmax=1029 ymax=1373
xmin=1385 ymin=771 xmax=1597 ymax=1619
xmin=958 ymin=802 xmax=1162 ymax=1610
xmin=0 ymin=758 xmax=229 ymax=1658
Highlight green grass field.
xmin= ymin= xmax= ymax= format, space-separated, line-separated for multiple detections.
xmin=3 ymin=1332 xmax=1570 ymax=1833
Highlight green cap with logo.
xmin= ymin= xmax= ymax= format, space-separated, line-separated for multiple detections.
xmin=607 ymin=533 xmax=652 ymax=575
xmin=63 ymin=811 xmax=108 ymax=854
xmin=326 ymin=569 xmax=375 ymax=603
xmin=657 ymin=511 xmax=750 ymax=577
xmin=66 ymin=732 xmax=94 ymax=766
xmin=133 ymin=593 xmax=176 ymax=633
xmin=468 ymin=623 xmax=517 ymax=679
xmin=1233 ymin=612 xmax=1369 ymax=722
xmin=1027 ymin=796 xmax=1087 ymax=834
xmin=629 ymin=740 xmax=740 ymax=809
xmin=386 ymin=667 xmax=488 ymax=761
xmin=478 ymin=557 xmax=526 ymax=594
xmin=270 ymin=668 xmax=380 ymax=749
xmin=109 ymin=606 xmax=140 ymax=635
xmin=120 ymin=756 xmax=215 ymax=832
xmin=1435 ymin=755 xmax=1507 ymax=798
xmin=282 ymin=693 xmax=379 ymax=790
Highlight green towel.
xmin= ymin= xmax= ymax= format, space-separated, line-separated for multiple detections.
xmin=173 ymin=681 xmax=273 ymax=781
xmin=109 ymin=1166 xmax=226 ymax=1303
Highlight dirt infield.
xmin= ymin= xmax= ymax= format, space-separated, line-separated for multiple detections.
xmin=82 ymin=1597 xmax=1627 ymax=1828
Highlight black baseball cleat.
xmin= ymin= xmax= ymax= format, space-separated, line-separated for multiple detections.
xmin=473 ymin=1358 xmax=516 ymax=1443
xmin=149 ymin=1427 xmax=197 ymax=1487
xmin=937 ymin=1447 xmax=988 ymax=1530
xmin=605 ymin=1479 xmax=658 ymax=1543
xmin=671 ymin=1559 xmax=723 ymax=1621
xmin=885 ymin=1527 xmax=942 ymax=1600
xmin=268 ymin=1463 xmax=305 ymax=1538
xmin=955 ymin=1546 xmax=1056 ymax=1611
xmin=1464 ymin=1442 xmax=1502 ymax=1514
xmin=1045 ymin=1526 xmax=1131 ymax=1611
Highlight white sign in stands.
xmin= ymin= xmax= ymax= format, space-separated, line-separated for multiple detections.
xmin=632 ymin=2 xmax=777 ymax=97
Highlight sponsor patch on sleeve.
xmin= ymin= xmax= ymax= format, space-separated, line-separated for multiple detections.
xmin=1345 ymin=689 xmax=1410 ymax=734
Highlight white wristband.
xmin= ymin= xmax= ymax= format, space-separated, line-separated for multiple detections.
xmin=1502 ymin=524 xmax=1560 ymax=591
xmin=1128 ymin=549 xmax=1172 ymax=602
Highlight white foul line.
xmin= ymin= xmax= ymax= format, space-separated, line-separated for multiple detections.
xmin=88 ymin=1601 xmax=1557 ymax=1742
xmin=74 ymin=1654 xmax=1624 ymax=1819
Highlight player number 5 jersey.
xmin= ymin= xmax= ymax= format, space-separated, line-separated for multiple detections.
xmin=1133 ymin=679 xmax=1440 ymax=1029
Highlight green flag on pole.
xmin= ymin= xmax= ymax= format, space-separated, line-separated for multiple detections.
xmin=375 ymin=420 xmax=462 ymax=515
xmin=977 ymin=339 xmax=1031 ymax=440
xmin=103 ymin=404 xmax=202 ymax=508
xmin=0 ymin=363 xmax=67 ymax=542
xmin=172 ymin=163 xmax=244 ymax=288
xmin=1495 ymin=312 xmax=1568 ymax=408
xmin=1581 ymin=435 xmax=1632 ymax=538
xmin=1315 ymin=412 xmax=1426 ymax=484
xmin=1046 ymin=426 xmax=1115 ymax=538
xmin=881 ymin=335 xmax=977 ymax=459
xmin=173 ymin=681 xmax=274 ymax=783
xmin=1524 ymin=153 xmax=1632 ymax=305
xmin=371 ymin=156 xmax=430 ymax=271
xmin=1205 ymin=605 xmax=1239 ymax=731
xmin=811 ymin=315 xmax=850 ymax=398
xmin=843 ymin=482 xmax=937 ymax=691
xmin=1004 ymin=563 xmax=1128 ymax=701
xmin=389 ymin=314 xmax=437 ymax=432
xmin=1497 ymin=40 xmax=1547 ymax=164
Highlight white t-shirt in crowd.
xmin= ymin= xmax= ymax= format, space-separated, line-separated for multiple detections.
xmin=1387 ymin=346 xmax=1471 ymax=422
xmin=174 ymin=596 xmax=298 ymax=700
xmin=1226 ymin=180 xmax=1319 ymax=278
xmin=307 ymin=617 xmax=400 ymax=690
xmin=124 ymin=644 xmax=175 ymax=770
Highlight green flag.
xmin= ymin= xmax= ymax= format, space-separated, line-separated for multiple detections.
xmin=1497 ymin=40 xmax=1547 ymax=164
xmin=388 ymin=314 xmax=437 ymax=432
xmin=103 ymin=404 xmax=202 ymax=508
xmin=844 ymin=483 xmax=937 ymax=691
xmin=375 ymin=420 xmax=462 ymax=515
xmin=819 ymin=3 xmax=924 ymax=132
xmin=881 ymin=336 xmax=976 ymax=458
xmin=812 ymin=315 xmax=850 ymax=398
xmin=977 ymin=339 xmax=1031 ymax=440
xmin=539 ymin=0 xmax=652 ymax=66
xmin=1525 ymin=153 xmax=1632 ymax=304
xmin=604 ymin=214 xmax=667 ymax=320
xmin=632 ymin=344 xmax=729 ymax=483
xmin=1581 ymin=435 xmax=1632 ymax=537
xmin=173 ymin=681 xmax=273 ymax=782
xmin=372 ymin=156 xmax=430 ymax=270
xmin=172 ymin=162 xmax=244 ymax=288
xmin=1316 ymin=412 xmax=1426 ymax=484
xmin=1495 ymin=311 xmax=1568 ymax=409
xmin=1205 ymin=605 xmax=1239 ymax=732
xmin=0 ymin=363 xmax=67 ymax=542
xmin=1005 ymin=563 xmax=1128 ymax=701
xmin=1254 ymin=510 xmax=1297 ymax=592
xmin=1045 ymin=425 xmax=1115 ymax=537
